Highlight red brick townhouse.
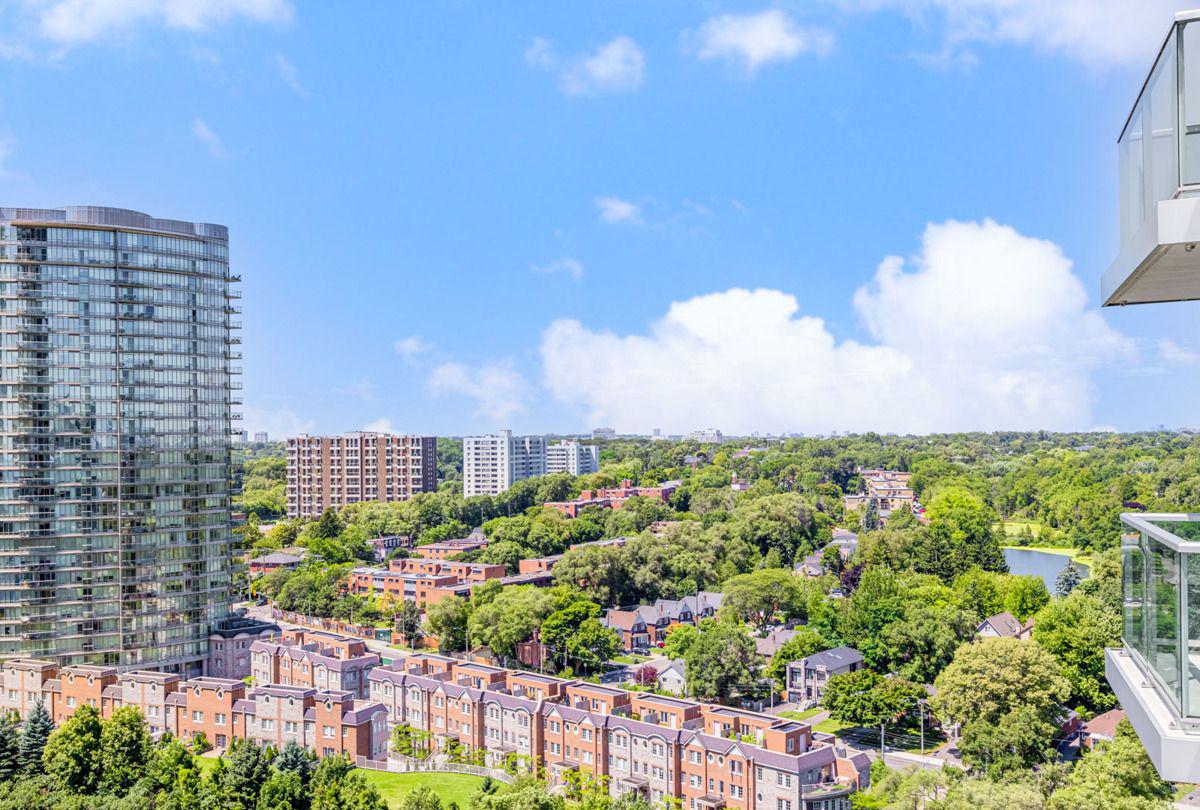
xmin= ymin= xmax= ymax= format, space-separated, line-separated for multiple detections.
xmin=367 ymin=654 xmax=866 ymax=810
xmin=0 ymin=660 xmax=387 ymax=761
xmin=250 ymin=629 xmax=380 ymax=698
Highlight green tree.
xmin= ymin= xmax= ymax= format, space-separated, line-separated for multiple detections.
xmin=1003 ymin=575 xmax=1050 ymax=622
xmin=0 ymin=712 xmax=20 ymax=782
xmin=401 ymin=784 xmax=443 ymax=810
xmin=920 ymin=488 xmax=1006 ymax=581
xmin=274 ymin=739 xmax=315 ymax=785
xmin=1032 ymin=591 xmax=1121 ymax=710
xmin=1048 ymin=720 xmax=1173 ymax=809
xmin=310 ymin=754 xmax=386 ymax=810
xmin=468 ymin=586 xmax=556 ymax=660
xmin=1055 ymin=561 xmax=1082 ymax=597
xmin=147 ymin=736 xmax=195 ymax=793
xmin=222 ymin=737 xmax=271 ymax=810
xmin=258 ymin=769 xmax=306 ymax=810
xmin=822 ymin=670 xmax=924 ymax=752
xmin=550 ymin=544 xmax=629 ymax=606
xmin=160 ymin=766 xmax=205 ymax=810
xmin=99 ymin=705 xmax=153 ymax=794
xmin=720 ymin=569 xmax=806 ymax=631
xmin=958 ymin=703 xmax=1058 ymax=773
xmin=684 ymin=619 xmax=760 ymax=702
xmin=18 ymin=701 xmax=51 ymax=775
xmin=565 ymin=618 xmax=619 ymax=673
xmin=876 ymin=603 xmax=976 ymax=684
xmin=426 ymin=596 xmax=471 ymax=653
xmin=311 ymin=508 xmax=345 ymax=540
xmin=396 ymin=599 xmax=424 ymax=647
xmin=662 ymin=624 xmax=699 ymax=661
xmin=42 ymin=704 xmax=102 ymax=793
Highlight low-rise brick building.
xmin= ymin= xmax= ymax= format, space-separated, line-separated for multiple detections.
xmin=250 ymin=629 xmax=380 ymax=698
xmin=368 ymin=654 xmax=865 ymax=810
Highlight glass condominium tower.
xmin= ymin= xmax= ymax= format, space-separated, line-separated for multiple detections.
xmin=0 ymin=206 xmax=239 ymax=673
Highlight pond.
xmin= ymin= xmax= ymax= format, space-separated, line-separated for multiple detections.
xmin=1003 ymin=547 xmax=1089 ymax=593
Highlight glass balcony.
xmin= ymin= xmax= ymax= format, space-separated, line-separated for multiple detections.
xmin=1108 ymin=512 xmax=1200 ymax=780
xmin=1104 ymin=11 xmax=1200 ymax=306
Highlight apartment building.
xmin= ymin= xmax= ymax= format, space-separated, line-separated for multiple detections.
xmin=546 ymin=479 xmax=681 ymax=518
xmin=415 ymin=528 xmax=488 ymax=559
xmin=546 ymin=441 xmax=600 ymax=477
xmin=0 ymin=206 xmax=239 ymax=673
xmin=463 ymin=431 xmax=546 ymax=497
xmin=250 ymin=630 xmax=379 ymax=698
xmin=286 ymin=432 xmax=437 ymax=519
xmin=207 ymin=615 xmax=281 ymax=680
xmin=347 ymin=555 xmax=548 ymax=608
xmin=842 ymin=469 xmax=918 ymax=522
xmin=785 ymin=648 xmax=864 ymax=707
xmin=368 ymin=655 xmax=865 ymax=810
xmin=0 ymin=660 xmax=388 ymax=759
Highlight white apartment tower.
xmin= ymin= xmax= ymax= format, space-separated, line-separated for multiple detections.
xmin=463 ymin=430 xmax=546 ymax=497
xmin=1103 ymin=11 xmax=1200 ymax=783
xmin=545 ymin=441 xmax=599 ymax=476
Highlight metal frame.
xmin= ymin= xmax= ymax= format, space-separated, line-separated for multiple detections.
xmin=1120 ymin=513 xmax=1200 ymax=730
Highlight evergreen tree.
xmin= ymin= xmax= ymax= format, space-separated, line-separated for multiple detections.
xmin=0 ymin=711 xmax=21 ymax=781
xmin=100 ymin=705 xmax=153 ymax=794
xmin=258 ymin=769 xmax=306 ymax=810
xmin=312 ymin=508 xmax=344 ymax=540
xmin=273 ymin=739 xmax=315 ymax=784
xmin=18 ymin=701 xmax=51 ymax=775
xmin=199 ymin=757 xmax=230 ymax=810
xmin=1056 ymin=561 xmax=1082 ymax=597
xmin=160 ymin=767 xmax=204 ymax=810
xmin=42 ymin=703 xmax=103 ymax=793
xmin=861 ymin=499 xmax=880 ymax=532
xmin=148 ymin=736 xmax=196 ymax=793
xmin=223 ymin=737 xmax=271 ymax=810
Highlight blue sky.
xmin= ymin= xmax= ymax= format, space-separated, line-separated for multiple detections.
xmin=2 ymin=1 xmax=1199 ymax=437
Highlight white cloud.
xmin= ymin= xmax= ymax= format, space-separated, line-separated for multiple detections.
xmin=1159 ymin=338 xmax=1199 ymax=366
xmin=394 ymin=336 xmax=433 ymax=361
xmin=192 ymin=117 xmax=225 ymax=158
xmin=540 ymin=219 xmax=1134 ymax=434
xmin=275 ymin=51 xmax=308 ymax=98
xmin=241 ymin=403 xmax=313 ymax=439
xmin=363 ymin=418 xmax=395 ymax=433
xmin=526 ymin=35 xmax=645 ymax=96
xmin=532 ymin=257 xmax=585 ymax=281
xmin=595 ymin=195 xmax=643 ymax=225
xmin=35 ymin=0 xmax=293 ymax=47
xmin=840 ymin=0 xmax=1192 ymax=69
xmin=685 ymin=10 xmax=833 ymax=74
xmin=428 ymin=360 xmax=529 ymax=423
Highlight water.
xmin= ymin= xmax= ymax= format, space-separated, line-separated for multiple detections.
xmin=1003 ymin=547 xmax=1089 ymax=594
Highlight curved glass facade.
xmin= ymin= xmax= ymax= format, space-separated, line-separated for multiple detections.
xmin=0 ymin=206 xmax=239 ymax=672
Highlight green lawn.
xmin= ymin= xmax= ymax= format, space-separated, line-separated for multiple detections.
xmin=193 ymin=755 xmax=221 ymax=774
xmin=779 ymin=709 xmax=823 ymax=721
xmin=813 ymin=718 xmax=853 ymax=734
xmin=359 ymin=771 xmax=497 ymax=808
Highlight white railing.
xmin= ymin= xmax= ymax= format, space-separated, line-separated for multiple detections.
xmin=355 ymin=756 xmax=515 ymax=783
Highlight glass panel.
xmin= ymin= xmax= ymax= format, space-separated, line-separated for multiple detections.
xmin=1150 ymin=537 xmax=1182 ymax=711
xmin=1121 ymin=106 xmax=1145 ymax=243
xmin=1182 ymin=21 xmax=1200 ymax=184
xmin=1149 ymin=518 xmax=1200 ymax=541
xmin=1149 ymin=35 xmax=1179 ymax=205
xmin=1125 ymin=534 xmax=1147 ymax=661
xmin=1188 ymin=554 xmax=1200 ymax=717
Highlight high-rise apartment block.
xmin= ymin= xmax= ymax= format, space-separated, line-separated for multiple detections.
xmin=286 ymin=432 xmax=437 ymax=519
xmin=592 ymin=427 xmax=616 ymax=441
xmin=545 ymin=440 xmax=599 ymax=476
xmin=462 ymin=430 xmax=546 ymax=496
xmin=0 ymin=206 xmax=240 ymax=673
xmin=253 ymin=431 xmax=268 ymax=442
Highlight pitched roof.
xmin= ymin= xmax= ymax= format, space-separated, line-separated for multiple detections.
xmin=977 ymin=611 xmax=1023 ymax=637
xmin=796 ymin=646 xmax=862 ymax=669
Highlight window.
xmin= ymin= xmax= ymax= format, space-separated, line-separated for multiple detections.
xmin=323 ymin=725 xmax=335 ymax=739
xmin=191 ymin=710 xmax=203 ymax=722
xmin=582 ymin=728 xmax=592 ymax=741
xmin=215 ymin=713 xmax=227 ymax=726
xmin=261 ymin=719 xmax=274 ymax=731
xmin=776 ymin=801 xmax=791 ymax=810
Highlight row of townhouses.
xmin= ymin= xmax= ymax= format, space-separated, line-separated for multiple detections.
xmin=603 ymin=592 xmax=726 ymax=652
xmin=0 ymin=658 xmax=389 ymax=760
xmin=368 ymin=652 xmax=867 ymax=810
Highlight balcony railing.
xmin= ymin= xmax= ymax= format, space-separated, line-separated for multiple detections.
xmin=1120 ymin=513 xmax=1200 ymax=721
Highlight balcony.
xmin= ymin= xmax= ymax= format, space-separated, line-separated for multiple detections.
xmin=1106 ymin=513 xmax=1200 ymax=781
xmin=1104 ymin=12 xmax=1200 ymax=306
